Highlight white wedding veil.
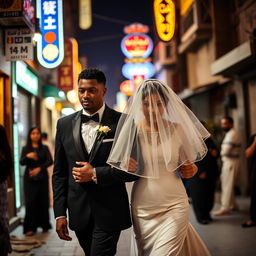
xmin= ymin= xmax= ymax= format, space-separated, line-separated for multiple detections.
xmin=107 ymin=79 xmax=210 ymax=178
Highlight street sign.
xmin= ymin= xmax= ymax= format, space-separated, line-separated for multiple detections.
xmin=5 ymin=28 xmax=33 ymax=61
xmin=36 ymin=0 xmax=64 ymax=68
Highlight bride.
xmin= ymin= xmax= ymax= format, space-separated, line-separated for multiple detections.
xmin=108 ymin=79 xmax=211 ymax=255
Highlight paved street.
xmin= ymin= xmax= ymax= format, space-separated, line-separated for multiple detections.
xmin=10 ymin=196 xmax=256 ymax=256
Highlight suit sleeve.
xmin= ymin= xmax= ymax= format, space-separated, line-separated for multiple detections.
xmin=96 ymin=127 xmax=140 ymax=186
xmin=95 ymin=166 xmax=139 ymax=186
xmin=52 ymin=121 xmax=69 ymax=218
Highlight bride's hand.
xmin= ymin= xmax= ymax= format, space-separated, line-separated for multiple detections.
xmin=126 ymin=157 xmax=138 ymax=172
xmin=180 ymin=163 xmax=198 ymax=178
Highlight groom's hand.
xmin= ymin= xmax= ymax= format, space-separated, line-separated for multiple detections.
xmin=180 ymin=163 xmax=198 ymax=178
xmin=56 ymin=218 xmax=72 ymax=241
xmin=72 ymin=161 xmax=94 ymax=182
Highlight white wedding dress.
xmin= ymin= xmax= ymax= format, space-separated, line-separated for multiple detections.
xmin=130 ymin=133 xmax=211 ymax=256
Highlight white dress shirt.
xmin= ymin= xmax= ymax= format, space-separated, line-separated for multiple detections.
xmin=81 ymin=104 xmax=105 ymax=153
xmin=221 ymin=128 xmax=241 ymax=160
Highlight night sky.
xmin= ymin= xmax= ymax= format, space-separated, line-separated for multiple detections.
xmin=76 ymin=0 xmax=154 ymax=107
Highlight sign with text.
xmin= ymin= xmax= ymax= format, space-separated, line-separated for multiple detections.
xmin=57 ymin=38 xmax=78 ymax=92
xmin=36 ymin=0 xmax=64 ymax=68
xmin=5 ymin=28 xmax=33 ymax=61
xmin=0 ymin=0 xmax=22 ymax=18
xmin=0 ymin=0 xmax=35 ymax=30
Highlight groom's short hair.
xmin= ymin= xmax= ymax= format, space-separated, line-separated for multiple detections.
xmin=78 ymin=68 xmax=106 ymax=86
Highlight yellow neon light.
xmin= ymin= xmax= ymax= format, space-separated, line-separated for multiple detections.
xmin=79 ymin=0 xmax=92 ymax=30
xmin=154 ymin=0 xmax=175 ymax=42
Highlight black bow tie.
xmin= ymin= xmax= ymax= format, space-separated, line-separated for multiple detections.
xmin=81 ymin=113 xmax=99 ymax=123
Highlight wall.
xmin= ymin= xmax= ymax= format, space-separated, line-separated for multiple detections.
xmin=186 ymin=40 xmax=223 ymax=88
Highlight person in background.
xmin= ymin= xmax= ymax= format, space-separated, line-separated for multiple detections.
xmin=20 ymin=126 xmax=53 ymax=236
xmin=42 ymin=132 xmax=54 ymax=207
xmin=214 ymin=116 xmax=241 ymax=216
xmin=242 ymin=134 xmax=256 ymax=228
xmin=190 ymin=124 xmax=220 ymax=224
xmin=0 ymin=125 xmax=12 ymax=256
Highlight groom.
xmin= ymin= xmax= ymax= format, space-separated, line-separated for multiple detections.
xmin=52 ymin=68 xmax=138 ymax=256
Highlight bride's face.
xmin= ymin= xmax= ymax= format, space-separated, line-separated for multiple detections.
xmin=142 ymin=93 xmax=165 ymax=123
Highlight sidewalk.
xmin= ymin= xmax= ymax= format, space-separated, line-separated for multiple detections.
xmin=10 ymin=196 xmax=256 ymax=256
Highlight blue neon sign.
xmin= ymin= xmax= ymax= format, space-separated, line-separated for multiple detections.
xmin=36 ymin=0 xmax=64 ymax=68
xmin=122 ymin=62 xmax=155 ymax=80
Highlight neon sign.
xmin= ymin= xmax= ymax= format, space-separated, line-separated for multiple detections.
xmin=36 ymin=0 xmax=64 ymax=68
xmin=79 ymin=0 xmax=92 ymax=30
xmin=121 ymin=33 xmax=153 ymax=59
xmin=120 ymin=80 xmax=133 ymax=96
xmin=154 ymin=0 xmax=175 ymax=42
xmin=122 ymin=63 xmax=155 ymax=80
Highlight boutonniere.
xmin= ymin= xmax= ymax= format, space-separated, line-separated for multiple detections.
xmin=97 ymin=125 xmax=111 ymax=135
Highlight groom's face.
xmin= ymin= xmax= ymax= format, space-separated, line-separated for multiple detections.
xmin=78 ymin=79 xmax=106 ymax=114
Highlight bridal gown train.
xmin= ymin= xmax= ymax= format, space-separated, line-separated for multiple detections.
xmin=130 ymin=134 xmax=211 ymax=256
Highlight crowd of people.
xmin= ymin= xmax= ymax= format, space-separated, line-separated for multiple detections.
xmin=1 ymin=68 xmax=256 ymax=256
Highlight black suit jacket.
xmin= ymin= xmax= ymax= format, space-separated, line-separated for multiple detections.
xmin=52 ymin=106 xmax=138 ymax=232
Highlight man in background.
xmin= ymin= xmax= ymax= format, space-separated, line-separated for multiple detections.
xmin=214 ymin=116 xmax=241 ymax=216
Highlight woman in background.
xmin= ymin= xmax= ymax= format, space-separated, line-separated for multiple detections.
xmin=0 ymin=125 xmax=12 ymax=256
xmin=20 ymin=126 xmax=53 ymax=236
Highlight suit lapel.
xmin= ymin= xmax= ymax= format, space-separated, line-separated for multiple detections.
xmin=72 ymin=110 xmax=89 ymax=160
xmin=89 ymin=106 xmax=113 ymax=163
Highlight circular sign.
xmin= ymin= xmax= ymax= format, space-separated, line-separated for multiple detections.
xmin=121 ymin=33 xmax=153 ymax=59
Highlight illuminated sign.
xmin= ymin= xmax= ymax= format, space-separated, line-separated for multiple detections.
xmin=154 ymin=0 xmax=175 ymax=42
xmin=125 ymin=57 xmax=151 ymax=63
xmin=79 ymin=0 xmax=92 ymax=30
xmin=121 ymin=33 xmax=153 ymax=58
xmin=180 ymin=0 xmax=194 ymax=15
xmin=120 ymin=80 xmax=133 ymax=96
xmin=36 ymin=0 xmax=64 ymax=68
xmin=120 ymin=23 xmax=155 ymax=94
xmin=15 ymin=61 xmax=38 ymax=96
xmin=124 ymin=23 xmax=149 ymax=34
xmin=13 ymin=124 xmax=21 ymax=208
xmin=0 ymin=0 xmax=35 ymax=30
xmin=57 ymin=38 xmax=78 ymax=92
xmin=122 ymin=62 xmax=155 ymax=80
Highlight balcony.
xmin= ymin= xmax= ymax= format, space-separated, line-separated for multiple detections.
xmin=178 ymin=1 xmax=212 ymax=54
